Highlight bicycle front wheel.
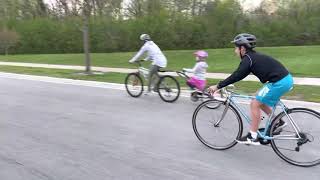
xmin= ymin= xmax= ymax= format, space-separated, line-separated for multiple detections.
xmin=124 ymin=73 xmax=143 ymax=97
xmin=270 ymin=108 xmax=320 ymax=167
xmin=157 ymin=75 xmax=180 ymax=103
xmin=192 ymin=100 xmax=243 ymax=150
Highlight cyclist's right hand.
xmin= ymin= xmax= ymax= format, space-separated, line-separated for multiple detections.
xmin=208 ymin=85 xmax=219 ymax=96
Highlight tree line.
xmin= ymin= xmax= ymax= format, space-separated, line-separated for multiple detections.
xmin=0 ymin=0 xmax=319 ymax=54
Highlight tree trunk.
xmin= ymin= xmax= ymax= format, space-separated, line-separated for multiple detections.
xmin=5 ymin=47 xmax=8 ymax=55
xmin=83 ymin=15 xmax=91 ymax=73
xmin=192 ymin=0 xmax=196 ymax=16
xmin=37 ymin=0 xmax=47 ymax=16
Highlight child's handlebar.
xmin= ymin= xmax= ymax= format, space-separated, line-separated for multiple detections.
xmin=176 ymin=70 xmax=190 ymax=79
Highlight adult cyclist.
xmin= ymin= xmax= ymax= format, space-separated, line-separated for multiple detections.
xmin=208 ymin=33 xmax=294 ymax=145
xmin=129 ymin=34 xmax=167 ymax=95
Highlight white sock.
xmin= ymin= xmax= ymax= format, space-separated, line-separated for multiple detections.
xmin=250 ymin=131 xmax=258 ymax=139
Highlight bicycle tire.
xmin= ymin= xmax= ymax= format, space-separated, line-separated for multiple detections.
xmin=192 ymin=99 xmax=243 ymax=150
xmin=157 ymin=75 xmax=180 ymax=103
xmin=124 ymin=73 xmax=144 ymax=97
xmin=270 ymin=108 xmax=320 ymax=167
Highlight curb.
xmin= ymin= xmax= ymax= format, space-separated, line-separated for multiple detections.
xmin=0 ymin=71 xmax=319 ymax=111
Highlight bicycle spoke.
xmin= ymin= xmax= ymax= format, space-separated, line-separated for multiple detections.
xmin=125 ymin=73 xmax=143 ymax=97
xmin=271 ymin=108 xmax=320 ymax=167
xmin=192 ymin=100 xmax=242 ymax=150
xmin=158 ymin=75 xmax=180 ymax=103
xmin=274 ymin=146 xmax=297 ymax=152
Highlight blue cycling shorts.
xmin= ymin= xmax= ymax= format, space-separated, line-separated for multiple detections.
xmin=256 ymin=74 xmax=293 ymax=107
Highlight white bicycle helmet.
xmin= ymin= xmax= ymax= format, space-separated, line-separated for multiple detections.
xmin=140 ymin=34 xmax=151 ymax=41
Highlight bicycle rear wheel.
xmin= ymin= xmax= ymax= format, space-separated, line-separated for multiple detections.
xmin=192 ymin=100 xmax=243 ymax=150
xmin=124 ymin=73 xmax=143 ymax=97
xmin=157 ymin=75 xmax=180 ymax=103
xmin=270 ymin=108 xmax=320 ymax=167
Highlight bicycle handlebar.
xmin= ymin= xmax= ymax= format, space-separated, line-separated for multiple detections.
xmin=219 ymin=85 xmax=243 ymax=98
xmin=129 ymin=60 xmax=145 ymax=67
xmin=206 ymin=84 xmax=239 ymax=100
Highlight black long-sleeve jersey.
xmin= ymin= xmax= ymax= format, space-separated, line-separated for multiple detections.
xmin=217 ymin=51 xmax=289 ymax=89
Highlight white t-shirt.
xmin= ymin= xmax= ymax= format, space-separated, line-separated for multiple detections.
xmin=184 ymin=61 xmax=208 ymax=80
xmin=129 ymin=41 xmax=167 ymax=68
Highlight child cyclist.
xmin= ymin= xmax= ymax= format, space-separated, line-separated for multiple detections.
xmin=183 ymin=50 xmax=209 ymax=100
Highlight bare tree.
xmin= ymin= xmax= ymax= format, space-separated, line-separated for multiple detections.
xmin=91 ymin=0 xmax=123 ymax=17
xmin=37 ymin=0 xmax=47 ymax=16
xmin=58 ymin=0 xmax=70 ymax=16
xmin=21 ymin=0 xmax=37 ymax=19
xmin=126 ymin=0 xmax=145 ymax=18
xmin=69 ymin=0 xmax=82 ymax=16
xmin=191 ymin=0 xmax=197 ymax=16
xmin=191 ymin=0 xmax=210 ymax=16
xmin=174 ymin=0 xmax=191 ymax=13
xmin=126 ymin=0 xmax=166 ymax=18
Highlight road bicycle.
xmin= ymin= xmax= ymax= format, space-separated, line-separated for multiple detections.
xmin=125 ymin=61 xmax=180 ymax=103
xmin=192 ymin=85 xmax=320 ymax=167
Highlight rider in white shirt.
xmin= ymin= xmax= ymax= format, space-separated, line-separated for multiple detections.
xmin=129 ymin=34 xmax=167 ymax=94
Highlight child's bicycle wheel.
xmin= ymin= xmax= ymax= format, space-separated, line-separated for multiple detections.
xmin=157 ymin=75 xmax=180 ymax=103
xmin=124 ymin=73 xmax=144 ymax=97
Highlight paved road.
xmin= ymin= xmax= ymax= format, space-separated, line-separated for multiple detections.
xmin=0 ymin=77 xmax=319 ymax=180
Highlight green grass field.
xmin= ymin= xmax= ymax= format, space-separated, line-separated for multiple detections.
xmin=0 ymin=65 xmax=319 ymax=103
xmin=0 ymin=45 xmax=319 ymax=77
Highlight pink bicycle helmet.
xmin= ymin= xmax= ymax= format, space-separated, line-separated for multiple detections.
xmin=194 ymin=50 xmax=208 ymax=58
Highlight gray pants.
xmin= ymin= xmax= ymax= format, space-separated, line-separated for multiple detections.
xmin=148 ymin=65 xmax=160 ymax=92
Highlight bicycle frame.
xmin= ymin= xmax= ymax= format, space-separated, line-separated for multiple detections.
xmin=219 ymin=88 xmax=302 ymax=141
xmin=132 ymin=61 xmax=148 ymax=80
xmin=138 ymin=66 xmax=149 ymax=79
xmin=135 ymin=61 xmax=163 ymax=82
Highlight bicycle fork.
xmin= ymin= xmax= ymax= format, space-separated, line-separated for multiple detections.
xmin=214 ymin=100 xmax=230 ymax=127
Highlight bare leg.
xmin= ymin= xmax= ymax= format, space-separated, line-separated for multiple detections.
xmin=260 ymin=104 xmax=272 ymax=116
xmin=250 ymin=99 xmax=264 ymax=132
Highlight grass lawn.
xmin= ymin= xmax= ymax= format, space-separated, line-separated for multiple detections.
xmin=0 ymin=65 xmax=319 ymax=103
xmin=0 ymin=45 xmax=319 ymax=77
